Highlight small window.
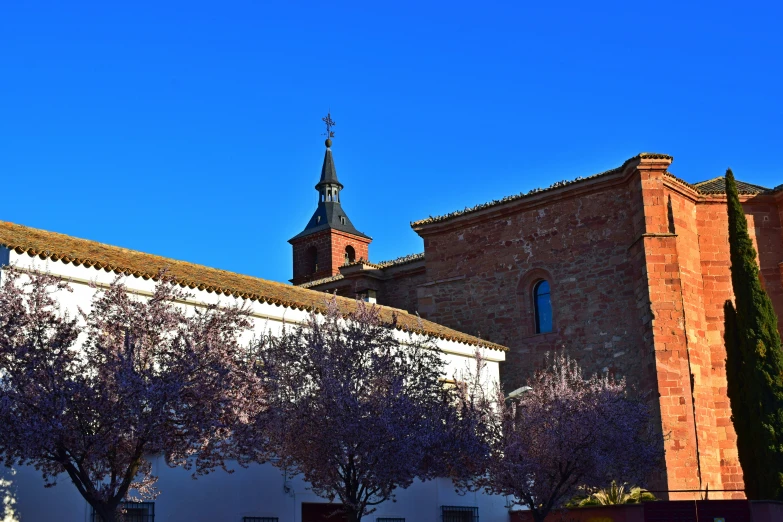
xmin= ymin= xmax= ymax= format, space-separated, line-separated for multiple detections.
xmin=92 ymin=502 xmax=154 ymax=522
xmin=316 ymin=215 xmax=321 ymax=224
xmin=442 ymin=506 xmax=478 ymax=522
xmin=340 ymin=216 xmax=346 ymax=225
xmin=362 ymin=289 xmax=377 ymax=304
xmin=534 ymin=280 xmax=552 ymax=334
xmin=306 ymin=246 xmax=319 ymax=274
xmin=345 ymin=245 xmax=356 ymax=265
xmin=243 ymin=518 xmax=279 ymax=522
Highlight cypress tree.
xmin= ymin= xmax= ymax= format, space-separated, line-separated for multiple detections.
xmin=724 ymin=168 xmax=783 ymax=500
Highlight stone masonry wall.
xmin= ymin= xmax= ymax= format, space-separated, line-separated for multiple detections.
xmin=379 ymin=266 xmax=426 ymax=314
xmin=416 ymin=177 xmax=648 ymax=392
xmin=291 ymin=229 xmax=333 ymax=285
xmin=291 ymin=229 xmax=370 ymax=285
xmin=328 ymin=230 xmax=370 ymax=278
xmin=412 ymin=158 xmax=782 ymax=499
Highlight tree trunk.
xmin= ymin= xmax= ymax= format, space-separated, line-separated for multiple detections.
xmin=93 ymin=503 xmax=117 ymax=522
xmin=347 ymin=510 xmax=362 ymax=522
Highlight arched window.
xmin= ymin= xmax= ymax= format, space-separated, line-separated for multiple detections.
xmin=344 ymin=245 xmax=356 ymax=265
xmin=534 ymin=280 xmax=552 ymax=334
xmin=306 ymin=246 xmax=318 ymax=274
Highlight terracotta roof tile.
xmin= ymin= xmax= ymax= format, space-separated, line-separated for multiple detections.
xmin=298 ymin=273 xmax=345 ymax=288
xmin=0 ymin=221 xmax=506 ymax=352
xmin=693 ymin=177 xmax=771 ymax=195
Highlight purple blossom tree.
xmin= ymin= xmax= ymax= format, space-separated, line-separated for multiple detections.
xmin=258 ymin=299 xmax=477 ymax=522
xmin=0 ymin=268 xmax=264 ymax=522
xmin=461 ymin=353 xmax=662 ymax=522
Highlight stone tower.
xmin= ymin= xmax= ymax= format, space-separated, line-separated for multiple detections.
xmin=289 ymin=135 xmax=371 ymax=285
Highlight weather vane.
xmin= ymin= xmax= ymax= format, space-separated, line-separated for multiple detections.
xmin=322 ymin=111 xmax=335 ymax=147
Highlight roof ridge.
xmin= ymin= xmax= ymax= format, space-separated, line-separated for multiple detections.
xmin=410 ymin=155 xmax=643 ymax=228
xmin=693 ymin=176 xmax=723 ymax=186
xmin=375 ymin=252 xmax=425 ymax=268
xmin=298 ymin=273 xmax=345 ymax=288
xmin=0 ymin=220 xmax=506 ymax=352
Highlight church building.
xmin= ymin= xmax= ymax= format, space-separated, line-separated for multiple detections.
xmin=296 ymin=136 xmax=783 ymax=500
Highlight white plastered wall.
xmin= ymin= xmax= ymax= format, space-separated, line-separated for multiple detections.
xmin=0 ymin=248 xmax=509 ymax=522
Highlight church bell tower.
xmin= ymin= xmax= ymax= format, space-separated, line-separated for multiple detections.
xmin=289 ymin=113 xmax=371 ymax=285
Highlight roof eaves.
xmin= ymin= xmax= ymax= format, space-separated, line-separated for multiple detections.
xmin=298 ymin=273 xmax=346 ymax=288
xmin=341 ymin=252 xmax=426 ymax=271
xmin=410 ymin=153 xmax=673 ymax=228
xmin=0 ymin=221 xmax=506 ymax=352
xmin=375 ymin=252 xmax=425 ymax=268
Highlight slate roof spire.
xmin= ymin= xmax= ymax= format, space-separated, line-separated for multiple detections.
xmin=289 ymin=115 xmax=370 ymax=241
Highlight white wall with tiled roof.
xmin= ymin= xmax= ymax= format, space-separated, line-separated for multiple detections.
xmin=0 ymin=247 xmax=510 ymax=522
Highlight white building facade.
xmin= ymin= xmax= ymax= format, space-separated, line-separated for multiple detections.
xmin=0 ymin=221 xmax=511 ymax=522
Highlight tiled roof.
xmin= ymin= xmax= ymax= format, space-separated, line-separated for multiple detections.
xmin=693 ymin=177 xmax=771 ymax=195
xmin=411 ymin=153 xmax=673 ymax=227
xmin=0 ymin=221 xmax=506 ymax=352
xmin=298 ymin=273 xmax=345 ymax=288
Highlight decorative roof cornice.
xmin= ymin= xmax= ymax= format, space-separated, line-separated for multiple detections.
xmin=663 ymin=171 xmax=697 ymax=190
xmin=340 ymin=252 xmax=425 ymax=271
xmin=0 ymin=221 xmax=505 ymax=352
xmin=411 ymin=153 xmax=672 ymax=227
xmin=375 ymin=252 xmax=425 ymax=268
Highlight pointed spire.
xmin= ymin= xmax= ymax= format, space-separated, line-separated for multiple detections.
xmin=289 ymin=113 xmax=370 ymax=242
xmin=316 ymin=148 xmax=343 ymax=190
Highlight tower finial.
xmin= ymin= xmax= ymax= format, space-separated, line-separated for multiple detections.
xmin=322 ymin=111 xmax=335 ymax=148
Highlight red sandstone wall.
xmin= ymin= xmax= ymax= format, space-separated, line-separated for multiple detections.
xmin=379 ymin=266 xmax=425 ymax=314
xmin=667 ymin=189 xmax=742 ymax=497
xmin=627 ymin=161 xmax=701 ymax=499
xmin=328 ymin=230 xmax=370 ymax=276
xmin=411 ymin=162 xmax=781 ymax=499
xmin=291 ymin=230 xmax=370 ymax=285
xmin=417 ymin=180 xmax=649 ymax=392
xmin=743 ymin=196 xmax=783 ymax=333
xmin=291 ymin=230 xmax=333 ymax=284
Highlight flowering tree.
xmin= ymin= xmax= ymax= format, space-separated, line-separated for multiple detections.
xmin=258 ymin=299 xmax=478 ymax=522
xmin=463 ymin=354 xmax=661 ymax=522
xmin=0 ymin=268 xmax=264 ymax=522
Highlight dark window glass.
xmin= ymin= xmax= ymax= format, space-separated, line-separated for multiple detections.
xmin=534 ymin=280 xmax=552 ymax=334
xmin=345 ymin=245 xmax=356 ymax=264
xmin=442 ymin=506 xmax=477 ymax=522
xmin=306 ymin=246 xmax=318 ymax=274
xmin=92 ymin=502 xmax=154 ymax=522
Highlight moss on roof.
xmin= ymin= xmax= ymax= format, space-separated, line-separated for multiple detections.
xmin=0 ymin=221 xmax=506 ymax=352
xmin=298 ymin=273 xmax=345 ymax=288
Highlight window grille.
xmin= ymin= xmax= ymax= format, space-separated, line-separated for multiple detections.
xmin=92 ymin=502 xmax=154 ymax=522
xmin=243 ymin=518 xmax=279 ymax=522
xmin=441 ymin=506 xmax=478 ymax=522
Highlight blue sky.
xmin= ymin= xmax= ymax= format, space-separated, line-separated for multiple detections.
xmin=1 ymin=1 xmax=781 ymax=284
